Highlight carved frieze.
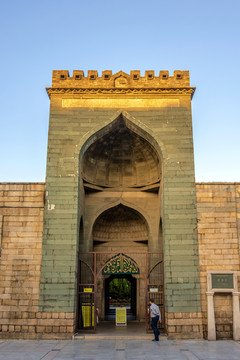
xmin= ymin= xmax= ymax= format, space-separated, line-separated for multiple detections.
xmin=46 ymin=87 xmax=195 ymax=99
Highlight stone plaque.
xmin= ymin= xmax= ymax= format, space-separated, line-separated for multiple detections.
xmin=211 ymin=273 xmax=234 ymax=289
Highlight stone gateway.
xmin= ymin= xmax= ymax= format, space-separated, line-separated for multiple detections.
xmin=0 ymin=70 xmax=239 ymax=340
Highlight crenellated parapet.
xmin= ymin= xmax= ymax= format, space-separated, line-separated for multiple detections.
xmin=51 ymin=70 xmax=190 ymax=87
xmin=46 ymin=70 xmax=195 ymax=98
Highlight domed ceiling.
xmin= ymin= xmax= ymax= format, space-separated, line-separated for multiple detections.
xmin=82 ymin=119 xmax=161 ymax=187
xmin=93 ymin=205 xmax=148 ymax=242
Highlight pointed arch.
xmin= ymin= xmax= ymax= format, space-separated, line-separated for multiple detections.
xmin=77 ymin=112 xmax=165 ymax=189
xmin=100 ymin=253 xmax=140 ymax=276
xmin=75 ymin=111 xmax=166 ymax=176
xmin=90 ymin=202 xmax=151 ymax=242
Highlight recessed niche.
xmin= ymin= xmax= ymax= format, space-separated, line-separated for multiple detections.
xmin=82 ymin=116 xmax=161 ymax=187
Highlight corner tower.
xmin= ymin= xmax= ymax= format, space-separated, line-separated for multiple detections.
xmin=40 ymin=70 xmax=202 ymax=338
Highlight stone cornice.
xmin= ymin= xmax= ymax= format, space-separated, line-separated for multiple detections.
xmin=46 ymin=87 xmax=196 ymax=99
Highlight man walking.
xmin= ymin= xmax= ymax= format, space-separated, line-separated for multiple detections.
xmin=149 ymin=298 xmax=161 ymax=342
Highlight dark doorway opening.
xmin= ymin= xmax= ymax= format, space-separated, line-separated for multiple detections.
xmin=105 ymin=274 xmax=136 ymax=320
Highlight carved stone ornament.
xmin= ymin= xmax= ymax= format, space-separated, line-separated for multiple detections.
xmin=46 ymin=87 xmax=195 ymax=99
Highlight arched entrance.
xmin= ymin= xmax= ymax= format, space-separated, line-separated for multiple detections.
xmin=101 ymin=253 xmax=139 ymax=321
xmin=76 ymin=114 xmax=164 ymax=333
xmin=105 ymin=275 xmax=137 ymax=320
xmin=100 ymin=252 xmax=140 ymax=322
xmin=91 ymin=206 xmax=147 ymax=322
xmin=76 ymin=251 xmax=164 ymax=333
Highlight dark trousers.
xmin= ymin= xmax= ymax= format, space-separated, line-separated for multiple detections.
xmin=151 ymin=315 xmax=160 ymax=340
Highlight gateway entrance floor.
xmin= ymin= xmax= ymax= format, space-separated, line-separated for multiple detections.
xmin=0 ymin=339 xmax=240 ymax=360
xmin=75 ymin=321 xmax=165 ymax=340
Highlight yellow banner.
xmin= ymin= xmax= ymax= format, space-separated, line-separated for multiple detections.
xmin=116 ymin=308 xmax=127 ymax=326
xmin=82 ymin=303 xmax=94 ymax=327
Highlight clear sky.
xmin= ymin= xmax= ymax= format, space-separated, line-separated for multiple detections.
xmin=0 ymin=0 xmax=239 ymax=182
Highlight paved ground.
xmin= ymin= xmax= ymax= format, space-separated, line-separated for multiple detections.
xmin=75 ymin=321 xmax=154 ymax=339
xmin=0 ymin=339 xmax=240 ymax=360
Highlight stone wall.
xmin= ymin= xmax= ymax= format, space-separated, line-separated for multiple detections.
xmin=0 ymin=183 xmax=75 ymax=339
xmin=166 ymin=312 xmax=203 ymax=339
xmin=0 ymin=182 xmax=239 ymax=339
xmin=196 ymin=183 xmax=240 ymax=339
xmin=0 ymin=183 xmax=44 ymax=337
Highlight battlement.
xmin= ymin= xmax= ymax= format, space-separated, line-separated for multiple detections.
xmin=51 ymin=70 xmax=191 ymax=88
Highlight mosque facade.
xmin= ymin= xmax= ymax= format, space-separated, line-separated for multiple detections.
xmin=0 ymin=70 xmax=239 ymax=340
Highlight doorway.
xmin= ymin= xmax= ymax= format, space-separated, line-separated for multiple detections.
xmin=76 ymin=251 xmax=164 ymax=333
xmin=105 ymin=274 xmax=136 ymax=320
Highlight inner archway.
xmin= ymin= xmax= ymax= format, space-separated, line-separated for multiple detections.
xmin=105 ymin=275 xmax=136 ymax=320
xmin=92 ymin=204 xmax=148 ymax=251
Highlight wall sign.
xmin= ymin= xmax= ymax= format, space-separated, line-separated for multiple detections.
xmin=207 ymin=271 xmax=237 ymax=292
xmin=84 ymin=288 xmax=93 ymax=293
xmin=211 ymin=274 xmax=234 ymax=290
xmin=116 ymin=307 xmax=127 ymax=326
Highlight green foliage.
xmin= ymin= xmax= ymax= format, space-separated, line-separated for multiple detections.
xmin=109 ymin=278 xmax=131 ymax=300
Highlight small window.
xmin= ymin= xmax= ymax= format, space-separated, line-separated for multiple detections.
xmin=148 ymin=74 xmax=153 ymax=79
xmin=75 ymin=75 xmax=81 ymax=79
xmin=60 ymin=75 xmax=65 ymax=79
xmin=133 ymin=74 xmax=139 ymax=80
xmin=177 ymin=74 xmax=182 ymax=79
xmin=104 ymin=74 xmax=110 ymax=80
xmin=90 ymin=75 xmax=95 ymax=80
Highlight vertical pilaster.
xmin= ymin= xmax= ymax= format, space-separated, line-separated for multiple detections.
xmin=207 ymin=292 xmax=216 ymax=341
xmin=233 ymin=292 xmax=240 ymax=341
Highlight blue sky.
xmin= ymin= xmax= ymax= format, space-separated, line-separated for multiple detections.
xmin=0 ymin=0 xmax=239 ymax=182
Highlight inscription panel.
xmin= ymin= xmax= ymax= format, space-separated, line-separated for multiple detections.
xmin=62 ymin=98 xmax=180 ymax=108
xmin=211 ymin=274 xmax=234 ymax=290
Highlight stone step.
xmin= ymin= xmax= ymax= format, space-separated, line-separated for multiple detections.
xmin=73 ymin=333 xmax=168 ymax=340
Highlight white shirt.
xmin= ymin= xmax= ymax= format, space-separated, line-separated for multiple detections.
xmin=150 ymin=303 xmax=161 ymax=319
